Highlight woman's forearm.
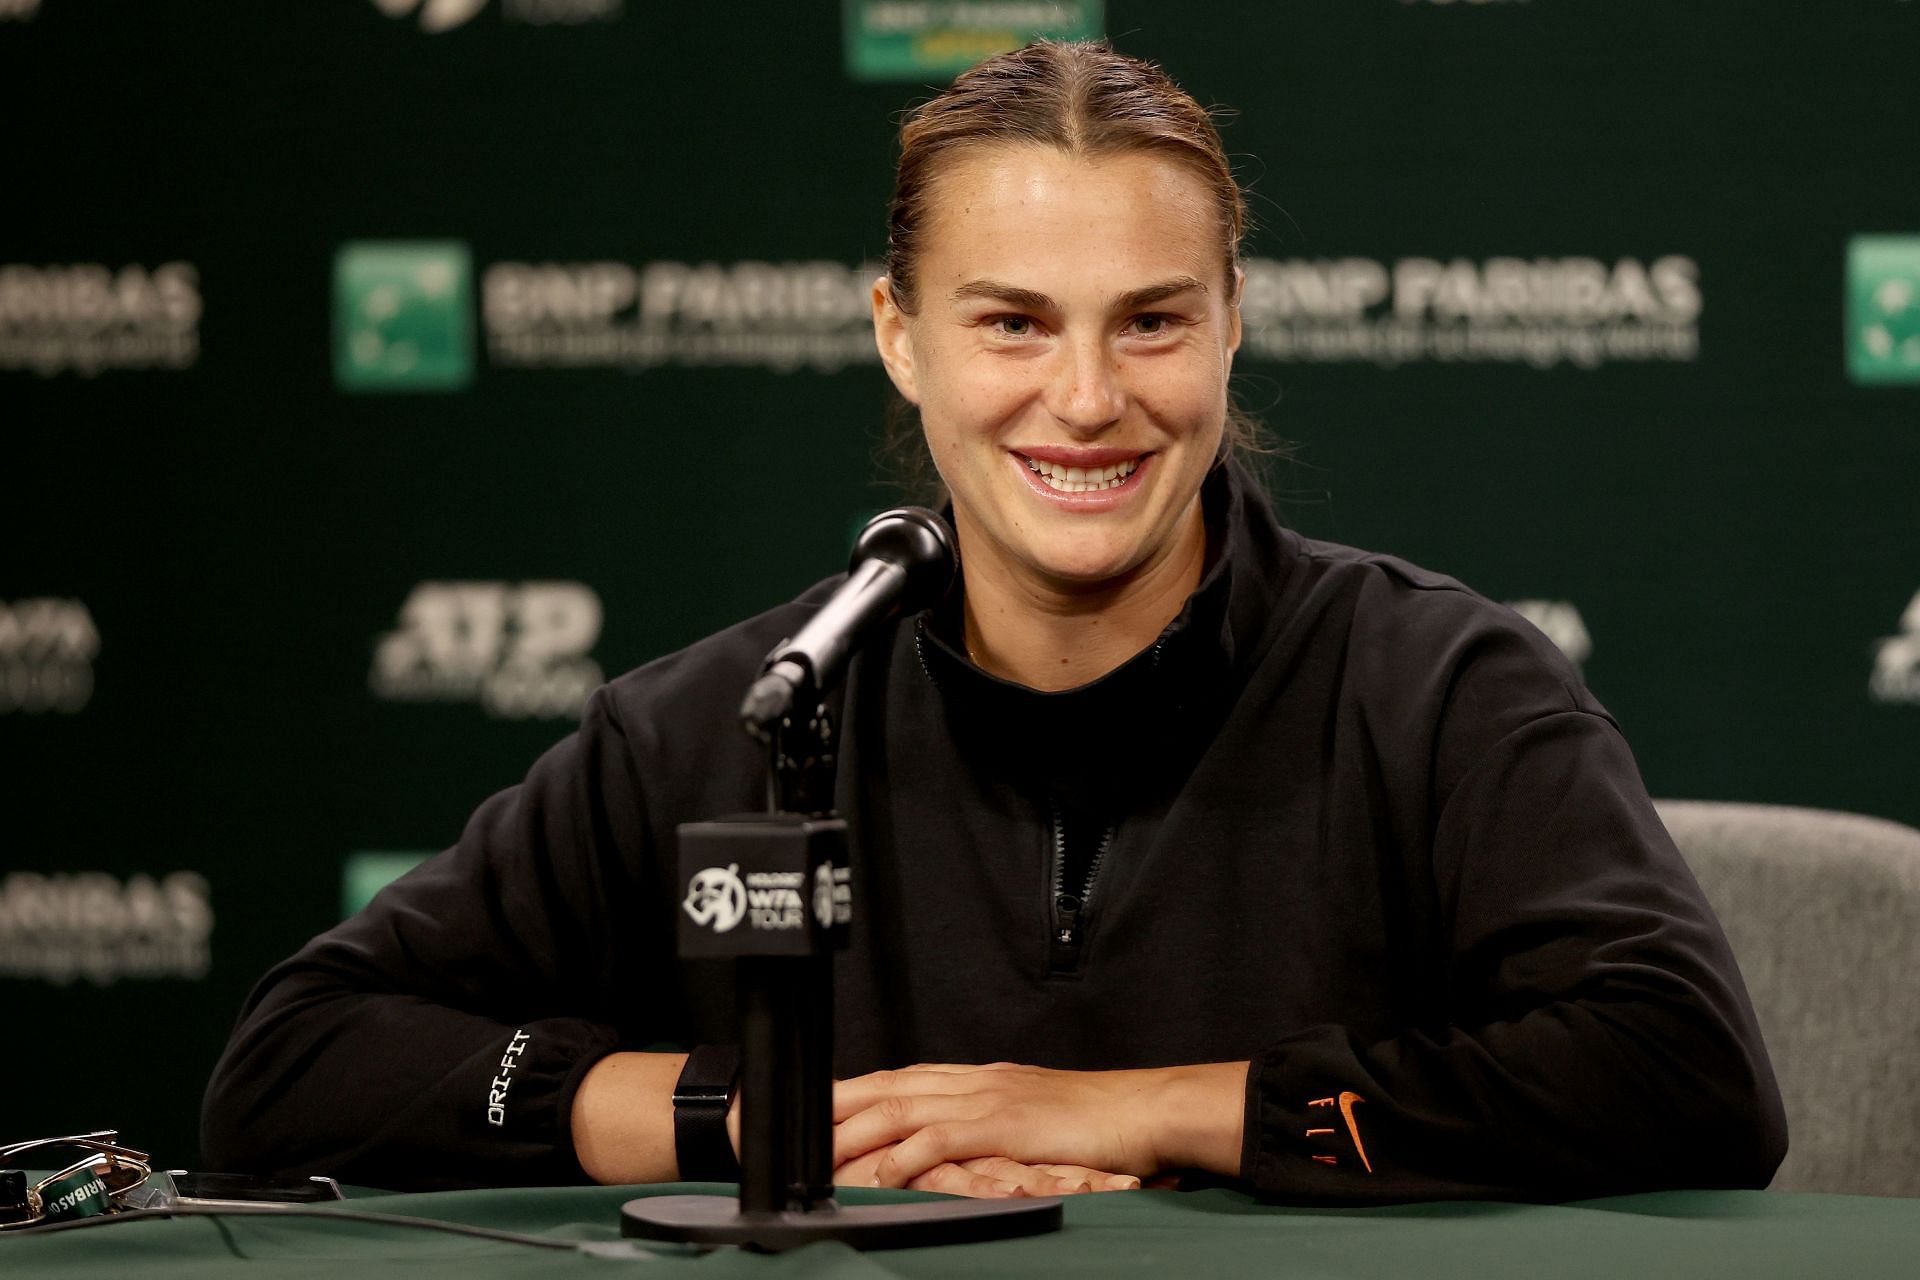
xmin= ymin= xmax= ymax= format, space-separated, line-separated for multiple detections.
xmin=1148 ymin=1061 xmax=1251 ymax=1177
xmin=570 ymin=1051 xmax=700 ymax=1184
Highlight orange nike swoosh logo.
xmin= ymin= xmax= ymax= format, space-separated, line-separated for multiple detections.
xmin=1337 ymin=1091 xmax=1373 ymax=1174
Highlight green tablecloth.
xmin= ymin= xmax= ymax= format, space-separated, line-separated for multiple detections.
xmin=7 ymin=1183 xmax=1918 ymax=1278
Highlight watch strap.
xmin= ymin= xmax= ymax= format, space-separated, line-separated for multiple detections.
xmin=672 ymin=1044 xmax=741 ymax=1182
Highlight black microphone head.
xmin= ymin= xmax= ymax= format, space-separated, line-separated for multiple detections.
xmin=850 ymin=507 xmax=957 ymax=615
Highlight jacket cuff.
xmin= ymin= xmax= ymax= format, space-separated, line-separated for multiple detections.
xmin=1242 ymin=1039 xmax=1379 ymax=1197
xmin=463 ymin=1018 xmax=622 ymax=1184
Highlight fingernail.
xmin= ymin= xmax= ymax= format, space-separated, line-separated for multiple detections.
xmin=1109 ymin=1176 xmax=1141 ymax=1191
xmin=869 ymin=1176 xmax=881 ymax=1187
xmin=994 ymin=1180 xmax=1023 ymax=1195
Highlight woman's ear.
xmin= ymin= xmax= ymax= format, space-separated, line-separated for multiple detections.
xmin=1225 ymin=265 xmax=1244 ymax=361
xmin=871 ymin=275 xmax=921 ymax=404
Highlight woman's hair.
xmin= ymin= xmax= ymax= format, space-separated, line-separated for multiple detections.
xmin=884 ymin=39 xmax=1246 ymax=314
xmin=877 ymin=39 xmax=1269 ymax=499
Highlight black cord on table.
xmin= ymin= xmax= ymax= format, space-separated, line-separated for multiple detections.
xmin=7 ymin=1202 xmax=584 ymax=1252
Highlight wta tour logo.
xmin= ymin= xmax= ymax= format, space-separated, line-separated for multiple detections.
xmin=682 ymin=864 xmax=748 ymax=933
xmin=333 ymin=241 xmax=474 ymax=391
xmin=1847 ymin=236 xmax=1920 ymax=385
xmin=369 ymin=580 xmax=605 ymax=719
xmin=682 ymin=864 xmax=843 ymax=934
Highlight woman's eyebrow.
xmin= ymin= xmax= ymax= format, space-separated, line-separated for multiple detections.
xmin=1111 ymin=276 xmax=1209 ymax=310
xmin=947 ymin=276 xmax=1209 ymax=312
xmin=949 ymin=280 xmax=1055 ymax=311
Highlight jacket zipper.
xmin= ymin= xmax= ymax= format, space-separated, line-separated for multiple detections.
xmin=1048 ymin=802 xmax=1115 ymax=975
xmin=914 ymin=621 xmax=1135 ymax=974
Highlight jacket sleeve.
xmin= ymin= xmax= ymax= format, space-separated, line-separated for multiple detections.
xmin=201 ymin=686 xmax=666 ymax=1190
xmin=1240 ymin=634 xmax=1788 ymax=1203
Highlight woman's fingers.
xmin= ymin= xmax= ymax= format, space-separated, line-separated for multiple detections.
xmin=830 ymin=1061 xmax=1159 ymax=1186
xmin=833 ymin=1090 xmax=986 ymax=1166
xmin=831 ymin=1144 xmax=893 ymax=1188
xmin=837 ymin=1147 xmax=1136 ymax=1199
xmin=905 ymin=1162 xmax=1031 ymax=1198
xmin=957 ymin=1156 xmax=1099 ymax=1196
xmin=833 ymin=1065 xmax=998 ymax=1121
xmin=839 ymin=1149 xmax=1050 ymax=1199
xmin=899 ymin=1158 xmax=1126 ymax=1198
xmin=873 ymin=1116 xmax=1008 ymax=1188
xmin=1031 ymin=1163 xmax=1142 ymax=1192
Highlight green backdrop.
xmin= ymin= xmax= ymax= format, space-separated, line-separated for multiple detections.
xmin=3 ymin=0 xmax=1916 ymax=1170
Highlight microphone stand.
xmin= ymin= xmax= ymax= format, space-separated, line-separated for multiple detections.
xmin=620 ymin=682 xmax=1064 ymax=1251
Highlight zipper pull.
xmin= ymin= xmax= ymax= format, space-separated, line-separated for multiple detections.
xmin=1055 ymin=893 xmax=1083 ymax=945
xmin=1049 ymin=893 xmax=1084 ymax=971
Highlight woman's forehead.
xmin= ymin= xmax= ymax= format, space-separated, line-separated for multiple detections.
xmin=916 ymin=144 xmax=1227 ymax=297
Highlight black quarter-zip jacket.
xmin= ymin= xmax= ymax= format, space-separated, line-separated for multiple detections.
xmin=203 ymin=460 xmax=1787 ymax=1202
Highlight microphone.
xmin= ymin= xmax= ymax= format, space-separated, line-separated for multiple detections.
xmin=741 ymin=507 xmax=957 ymax=733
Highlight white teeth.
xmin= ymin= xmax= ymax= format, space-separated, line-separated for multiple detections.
xmin=1023 ymin=455 xmax=1141 ymax=493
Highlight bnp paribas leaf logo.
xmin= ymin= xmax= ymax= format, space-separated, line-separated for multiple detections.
xmin=1847 ymin=235 xmax=1920 ymax=385
xmin=333 ymin=241 xmax=474 ymax=392
xmin=371 ymin=0 xmax=487 ymax=33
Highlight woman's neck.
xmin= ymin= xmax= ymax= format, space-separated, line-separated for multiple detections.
xmin=957 ymin=500 xmax=1209 ymax=692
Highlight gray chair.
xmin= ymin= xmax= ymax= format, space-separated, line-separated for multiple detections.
xmin=1655 ymin=800 xmax=1920 ymax=1197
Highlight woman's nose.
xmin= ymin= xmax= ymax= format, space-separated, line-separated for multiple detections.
xmin=1044 ymin=335 xmax=1126 ymax=435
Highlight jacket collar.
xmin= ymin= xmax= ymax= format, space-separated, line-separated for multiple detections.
xmin=910 ymin=456 xmax=1296 ymax=785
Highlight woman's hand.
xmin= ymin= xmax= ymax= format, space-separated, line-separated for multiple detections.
xmin=831 ymin=1061 xmax=1248 ymax=1190
xmin=834 ymin=1143 xmax=1138 ymax=1198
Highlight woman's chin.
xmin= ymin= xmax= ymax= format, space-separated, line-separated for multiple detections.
xmin=1020 ymin=544 xmax=1148 ymax=590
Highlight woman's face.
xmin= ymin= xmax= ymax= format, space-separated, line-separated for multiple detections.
xmin=873 ymin=144 xmax=1241 ymax=591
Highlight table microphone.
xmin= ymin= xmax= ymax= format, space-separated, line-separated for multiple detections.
xmin=740 ymin=507 xmax=956 ymax=733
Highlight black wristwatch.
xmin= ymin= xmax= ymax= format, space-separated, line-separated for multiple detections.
xmin=672 ymin=1044 xmax=741 ymax=1182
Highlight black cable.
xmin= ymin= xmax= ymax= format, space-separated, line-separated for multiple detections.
xmin=7 ymin=1202 xmax=583 ymax=1251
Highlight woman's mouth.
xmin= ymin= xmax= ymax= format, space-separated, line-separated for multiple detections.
xmin=1019 ymin=454 xmax=1144 ymax=494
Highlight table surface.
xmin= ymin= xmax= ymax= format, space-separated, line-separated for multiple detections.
xmin=7 ymin=1182 xmax=1920 ymax=1278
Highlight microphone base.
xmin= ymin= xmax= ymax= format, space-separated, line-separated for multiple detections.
xmin=619 ymin=1192 xmax=1063 ymax=1253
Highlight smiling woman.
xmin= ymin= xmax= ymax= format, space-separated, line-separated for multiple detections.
xmin=876 ymin=144 xmax=1234 ymax=689
xmin=204 ymin=40 xmax=1787 ymax=1209
xmin=865 ymin=42 xmax=1269 ymax=692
